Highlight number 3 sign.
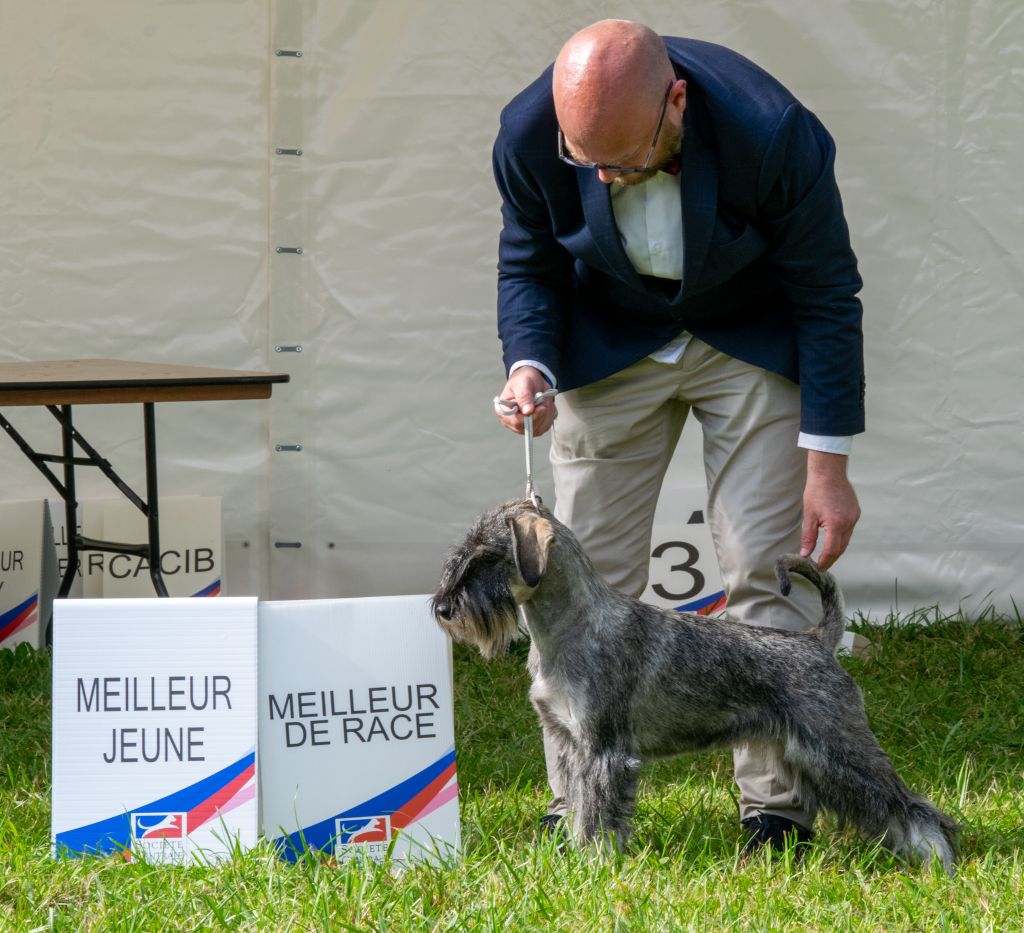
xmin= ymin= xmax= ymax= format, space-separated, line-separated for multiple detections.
xmin=641 ymin=500 xmax=726 ymax=616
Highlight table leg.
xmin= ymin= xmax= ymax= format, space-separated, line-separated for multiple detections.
xmin=143 ymin=403 xmax=169 ymax=597
xmin=57 ymin=405 xmax=80 ymax=600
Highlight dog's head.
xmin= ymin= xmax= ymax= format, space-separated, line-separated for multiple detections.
xmin=430 ymin=499 xmax=556 ymax=659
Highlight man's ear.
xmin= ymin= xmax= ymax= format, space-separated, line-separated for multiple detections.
xmin=671 ymin=77 xmax=687 ymax=115
xmin=508 ymin=511 xmax=555 ymax=588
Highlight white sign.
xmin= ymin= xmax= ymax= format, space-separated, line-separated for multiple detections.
xmin=49 ymin=499 xmax=83 ymax=599
xmin=642 ymin=485 xmax=726 ymax=615
xmin=259 ymin=596 xmax=460 ymax=865
xmin=0 ymin=500 xmax=58 ymax=650
xmin=51 ymin=597 xmax=258 ymax=863
xmin=81 ymin=496 xmax=225 ymax=598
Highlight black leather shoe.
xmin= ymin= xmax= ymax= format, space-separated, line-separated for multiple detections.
xmin=538 ymin=813 xmax=564 ymax=836
xmin=740 ymin=814 xmax=814 ymax=860
xmin=536 ymin=813 xmax=570 ymax=852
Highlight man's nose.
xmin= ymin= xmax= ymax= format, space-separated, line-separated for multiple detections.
xmin=597 ymin=167 xmax=621 ymax=185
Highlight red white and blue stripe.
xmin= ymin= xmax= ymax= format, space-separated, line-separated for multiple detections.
xmin=273 ymin=746 xmax=458 ymax=860
xmin=676 ymin=590 xmax=727 ymax=615
xmin=0 ymin=592 xmax=38 ymax=643
xmin=54 ymin=749 xmax=255 ymax=858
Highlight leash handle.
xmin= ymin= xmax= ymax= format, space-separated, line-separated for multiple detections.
xmin=493 ymin=388 xmax=558 ymax=505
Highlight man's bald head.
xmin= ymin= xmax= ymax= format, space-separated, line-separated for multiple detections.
xmin=553 ymin=20 xmax=675 ymax=161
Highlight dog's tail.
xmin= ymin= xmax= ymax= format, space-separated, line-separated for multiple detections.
xmin=775 ymin=554 xmax=845 ymax=654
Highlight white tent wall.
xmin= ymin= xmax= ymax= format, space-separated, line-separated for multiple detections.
xmin=0 ymin=1 xmax=274 ymax=595
xmin=1 ymin=1 xmax=1021 ymax=617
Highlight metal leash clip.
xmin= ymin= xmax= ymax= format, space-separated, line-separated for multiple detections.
xmin=493 ymin=387 xmax=558 ymax=506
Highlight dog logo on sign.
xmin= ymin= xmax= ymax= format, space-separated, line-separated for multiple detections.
xmin=131 ymin=812 xmax=189 ymax=862
xmin=334 ymin=815 xmax=392 ymax=860
xmin=132 ymin=812 xmax=186 ymax=839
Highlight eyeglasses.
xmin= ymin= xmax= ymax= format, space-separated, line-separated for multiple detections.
xmin=557 ymin=82 xmax=673 ymax=174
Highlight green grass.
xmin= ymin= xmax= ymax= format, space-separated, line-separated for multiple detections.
xmin=2 ymin=612 xmax=1023 ymax=931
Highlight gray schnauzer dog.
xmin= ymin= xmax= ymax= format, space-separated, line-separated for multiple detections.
xmin=431 ymin=498 xmax=958 ymax=872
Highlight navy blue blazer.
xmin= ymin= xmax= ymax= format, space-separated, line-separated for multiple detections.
xmin=493 ymin=37 xmax=865 ymax=436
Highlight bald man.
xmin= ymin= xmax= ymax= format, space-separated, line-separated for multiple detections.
xmin=492 ymin=20 xmax=864 ymax=857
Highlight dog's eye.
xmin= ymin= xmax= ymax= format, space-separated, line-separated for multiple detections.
xmin=469 ymin=547 xmax=503 ymax=568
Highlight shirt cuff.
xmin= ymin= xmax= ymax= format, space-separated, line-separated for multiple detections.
xmin=509 ymin=359 xmax=557 ymax=388
xmin=798 ymin=433 xmax=853 ymax=455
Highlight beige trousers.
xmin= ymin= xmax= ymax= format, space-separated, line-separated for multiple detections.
xmin=544 ymin=337 xmax=821 ymax=829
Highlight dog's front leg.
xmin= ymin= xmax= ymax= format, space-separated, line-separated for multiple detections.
xmin=567 ymin=740 xmax=641 ymax=852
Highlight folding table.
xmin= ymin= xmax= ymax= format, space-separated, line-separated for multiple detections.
xmin=0 ymin=359 xmax=288 ymax=599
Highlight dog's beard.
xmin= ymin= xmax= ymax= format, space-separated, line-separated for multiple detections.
xmin=430 ymin=585 xmax=524 ymax=659
xmin=435 ymin=602 xmax=520 ymax=660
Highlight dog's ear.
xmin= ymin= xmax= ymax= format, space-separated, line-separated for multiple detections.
xmin=508 ymin=511 xmax=555 ymax=588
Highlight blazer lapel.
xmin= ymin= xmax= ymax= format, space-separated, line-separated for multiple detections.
xmin=679 ymin=105 xmax=718 ymax=299
xmin=576 ymin=170 xmax=645 ymax=289
xmin=574 ymin=118 xmax=718 ymax=301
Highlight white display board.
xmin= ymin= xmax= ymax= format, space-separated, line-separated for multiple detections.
xmin=51 ymin=597 xmax=258 ymax=863
xmin=49 ymin=499 xmax=83 ymax=600
xmin=259 ymin=596 xmax=460 ymax=864
xmin=0 ymin=500 xmax=58 ymax=650
xmin=81 ymin=497 xmax=225 ymax=598
xmin=642 ymin=482 xmax=726 ymax=615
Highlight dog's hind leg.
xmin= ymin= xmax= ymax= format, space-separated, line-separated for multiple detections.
xmin=782 ymin=715 xmax=958 ymax=873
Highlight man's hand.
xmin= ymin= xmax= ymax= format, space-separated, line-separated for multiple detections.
xmin=495 ymin=366 xmax=557 ymax=436
xmin=801 ymin=450 xmax=861 ymax=570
